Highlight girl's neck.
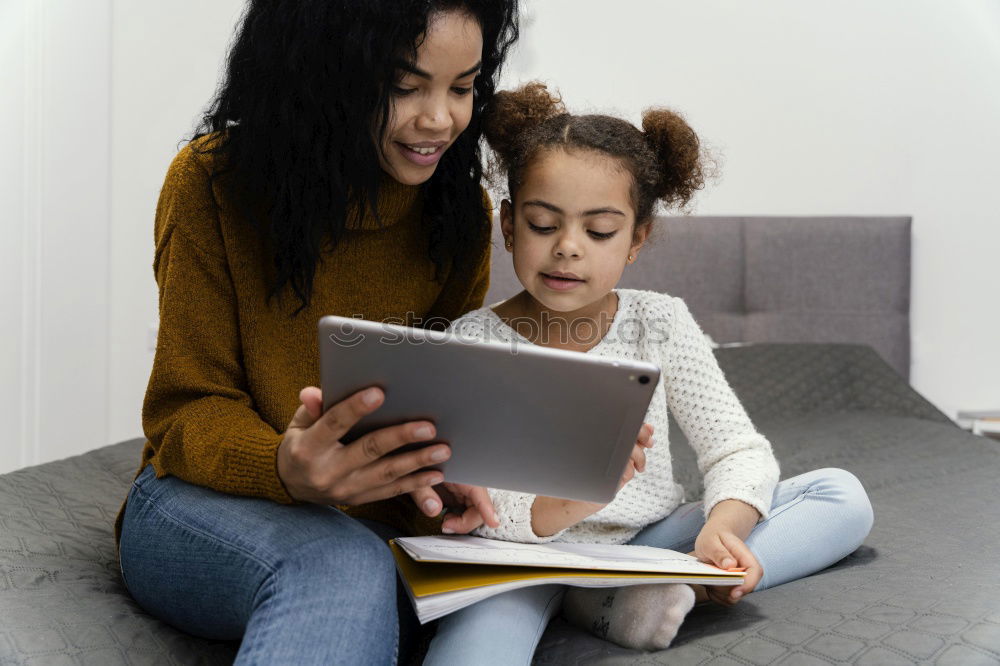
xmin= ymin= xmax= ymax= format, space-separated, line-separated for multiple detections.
xmin=493 ymin=290 xmax=620 ymax=353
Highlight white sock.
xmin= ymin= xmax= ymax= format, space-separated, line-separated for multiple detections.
xmin=561 ymin=584 xmax=696 ymax=651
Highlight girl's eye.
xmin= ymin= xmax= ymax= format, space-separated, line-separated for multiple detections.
xmin=391 ymin=86 xmax=417 ymax=97
xmin=588 ymin=230 xmax=617 ymax=240
xmin=527 ymin=222 xmax=556 ymax=234
xmin=451 ymin=86 xmax=473 ymax=96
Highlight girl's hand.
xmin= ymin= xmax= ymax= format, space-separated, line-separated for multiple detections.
xmin=280 ymin=386 xmax=451 ymax=506
xmin=617 ymin=422 xmax=654 ymax=490
xmin=434 ymin=483 xmax=500 ymax=534
xmin=694 ymin=500 xmax=764 ymax=605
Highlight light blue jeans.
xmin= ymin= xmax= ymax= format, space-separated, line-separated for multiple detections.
xmin=118 ymin=464 xmax=418 ymax=665
xmin=423 ymin=467 xmax=874 ymax=665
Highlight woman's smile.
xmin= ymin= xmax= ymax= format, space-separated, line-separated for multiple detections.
xmin=395 ymin=140 xmax=447 ymax=167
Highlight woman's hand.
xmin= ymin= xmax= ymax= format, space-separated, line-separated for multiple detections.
xmin=279 ymin=386 xmax=452 ymax=506
xmin=693 ymin=499 xmax=764 ymax=605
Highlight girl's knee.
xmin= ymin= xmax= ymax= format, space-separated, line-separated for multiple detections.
xmin=815 ymin=467 xmax=874 ymax=545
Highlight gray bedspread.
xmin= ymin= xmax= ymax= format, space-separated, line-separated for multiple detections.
xmin=2 ymin=344 xmax=998 ymax=665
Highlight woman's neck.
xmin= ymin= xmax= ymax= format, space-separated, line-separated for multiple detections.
xmin=493 ymin=290 xmax=619 ymax=353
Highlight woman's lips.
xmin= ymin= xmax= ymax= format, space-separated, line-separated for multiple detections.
xmin=395 ymin=142 xmax=445 ymax=167
xmin=540 ymin=272 xmax=585 ymax=291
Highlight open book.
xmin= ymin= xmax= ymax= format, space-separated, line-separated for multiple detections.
xmin=390 ymin=535 xmax=746 ymax=624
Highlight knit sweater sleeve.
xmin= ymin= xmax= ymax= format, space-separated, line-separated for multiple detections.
xmin=447 ymin=311 xmax=566 ymax=543
xmin=141 ymin=146 xmax=293 ymax=503
xmin=656 ymin=295 xmax=779 ymax=520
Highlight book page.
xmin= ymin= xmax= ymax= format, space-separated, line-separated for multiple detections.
xmin=395 ymin=535 xmax=740 ymax=576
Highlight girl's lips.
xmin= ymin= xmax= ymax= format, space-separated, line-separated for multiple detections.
xmin=541 ymin=273 xmax=585 ymax=291
xmin=395 ymin=142 xmax=445 ymax=167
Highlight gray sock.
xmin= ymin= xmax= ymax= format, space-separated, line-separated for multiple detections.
xmin=562 ymin=584 xmax=696 ymax=651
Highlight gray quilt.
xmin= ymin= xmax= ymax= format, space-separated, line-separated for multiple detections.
xmin=2 ymin=344 xmax=998 ymax=665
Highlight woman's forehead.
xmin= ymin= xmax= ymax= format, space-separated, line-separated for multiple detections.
xmin=407 ymin=10 xmax=483 ymax=79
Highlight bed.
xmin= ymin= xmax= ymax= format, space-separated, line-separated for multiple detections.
xmin=2 ymin=216 xmax=997 ymax=665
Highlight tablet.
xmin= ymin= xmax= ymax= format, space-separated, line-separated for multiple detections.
xmin=318 ymin=315 xmax=660 ymax=504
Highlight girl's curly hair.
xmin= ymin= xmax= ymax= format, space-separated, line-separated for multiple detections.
xmin=483 ymin=81 xmax=706 ymax=226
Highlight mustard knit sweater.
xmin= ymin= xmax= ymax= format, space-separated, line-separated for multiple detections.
xmin=117 ymin=137 xmax=492 ymax=540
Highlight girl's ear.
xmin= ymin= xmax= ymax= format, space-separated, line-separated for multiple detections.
xmin=500 ymin=199 xmax=515 ymax=245
xmin=629 ymin=222 xmax=652 ymax=260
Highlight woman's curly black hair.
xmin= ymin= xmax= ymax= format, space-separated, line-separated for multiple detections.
xmin=192 ymin=0 xmax=519 ymax=314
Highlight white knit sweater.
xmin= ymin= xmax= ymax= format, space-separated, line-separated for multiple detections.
xmin=449 ymin=289 xmax=780 ymax=545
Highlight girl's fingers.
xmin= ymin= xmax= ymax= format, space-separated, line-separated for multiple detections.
xmin=632 ymin=445 xmax=646 ymax=472
xmin=636 ymin=423 xmax=654 ymax=448
xmin=466 ymin=485 xmax=499 ymax=528
xmin=703 ymin=536 xmax=737 ymax=570
xmin=719 ymin=532 xmax=763 ymax=597
xmin=441 ymin=504 xmax=485 ymax=534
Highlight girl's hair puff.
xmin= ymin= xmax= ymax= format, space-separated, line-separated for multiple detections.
xmin=483 ymin=82 xmax=707 ymax=228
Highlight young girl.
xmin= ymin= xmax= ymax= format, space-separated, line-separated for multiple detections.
xmin=422 ymin=83 xmax=874 ymax=664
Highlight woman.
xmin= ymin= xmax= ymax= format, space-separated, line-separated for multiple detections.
xmin=117 ymin=1 xmax=518 ymax=663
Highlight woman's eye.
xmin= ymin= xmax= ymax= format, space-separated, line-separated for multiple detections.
xmin=451 ymin=86 xmax=473 ymax=96
xmin=391 ymin=86 xmax=417 ymax=97
xmin=527 ymin=222 xmax=556 ymax=234
xmin=588 ymin=230 xmax=617 ymax=240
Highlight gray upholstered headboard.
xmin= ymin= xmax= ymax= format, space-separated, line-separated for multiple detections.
xmin=485 ymin=216 xmax=912 ymax=379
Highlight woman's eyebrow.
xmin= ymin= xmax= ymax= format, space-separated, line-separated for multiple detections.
xmin=396 ymin=61 xmax=482 ymax=81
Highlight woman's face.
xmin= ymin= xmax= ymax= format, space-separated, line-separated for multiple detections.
xmin=379 ymin=11 xmax=483 ymax=185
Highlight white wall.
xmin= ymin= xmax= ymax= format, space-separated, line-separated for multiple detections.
xmin=109 ymin=0 xmax=247 ymax=444
xmin=1 ymin=0 xmax=112 ymax=475
xmin=2 ymin=0 xmax=997 ymax=472
xmin=502 ymin=0 xmax=1000 ymax=418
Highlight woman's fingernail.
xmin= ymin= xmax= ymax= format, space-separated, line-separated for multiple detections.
xmin=733 ymin=590 xmax=743 ymax=599
xmin=423 ymin=499 xmax=440 ymax=515
xmin=430 ymin=447 xmax=449 ymax=462
xmin=723 ymin=558 xmax=736 ymax=569
xmin=492 ymin=511 xmax=499 ymax=524
xmin=442 ymin=527 xmax=455 ymax=534
xmin=415 ymin=425 xmax=434 ymax=440
xmin=363 ymin=389 xmax=381 ymax=405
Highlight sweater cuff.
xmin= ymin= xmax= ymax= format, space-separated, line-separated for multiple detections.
xmin=702 ymin=487 xmax=774 ymax=524
xmin=225 ymin=432 xmax=295 ymax=504
xmin=472 ymin=489 xmax=564 ymax=544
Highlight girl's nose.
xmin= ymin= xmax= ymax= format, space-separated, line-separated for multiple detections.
xmin=553 ymin=233 xmax=582 ymax=259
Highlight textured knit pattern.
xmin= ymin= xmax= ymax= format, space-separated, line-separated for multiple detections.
xmin=450 ymin=289 xmax=780 ymax=544
xmin=120 ymin=135 xmax=493 ymax=541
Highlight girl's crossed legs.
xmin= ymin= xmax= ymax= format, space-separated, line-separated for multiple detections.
xmin=422 ymin=467 xmax=874 ymax=665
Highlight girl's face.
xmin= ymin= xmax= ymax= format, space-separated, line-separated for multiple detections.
xmin=379 ymin=11 xmax=483 ymax=185
xmin=501 ymin=149 xmax=650 ymax=315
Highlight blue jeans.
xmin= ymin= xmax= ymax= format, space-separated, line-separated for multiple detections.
xmin=118 ymin=465 xmax=418 ymax=665
xmin=423 ymin=468 xmax=874 ymax=665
